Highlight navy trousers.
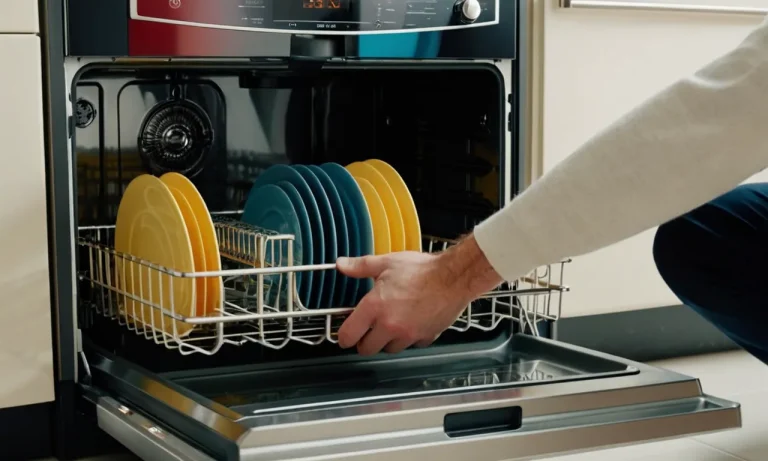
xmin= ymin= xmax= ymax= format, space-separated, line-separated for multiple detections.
xmin=653 ymin=183 xmax=768 ymax=364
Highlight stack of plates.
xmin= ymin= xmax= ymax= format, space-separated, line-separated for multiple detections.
xmin=242 ymin=160 xmax=421 ymax=309
xmin=346 ymin=160 xmax=422 ymax=254
xmin=114 ymin=173 xmax=223 ymax=337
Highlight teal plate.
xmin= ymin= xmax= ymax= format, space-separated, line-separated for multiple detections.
xmin=294 ymin=165 xmax=336 ymax=309
xmin=241 ymin=184 xmax=301 ymax=306
xmin=249 ymin=165 xmax=324 ymax=308
xmin=308 ymin=165 xmax=350 ymax=308
xmin=319 ymin=163 xmax=374 ymax=305
xmin=276 ymin=180 xmax=313 ymax=306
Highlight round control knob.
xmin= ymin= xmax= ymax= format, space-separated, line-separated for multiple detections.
xmin=456 ymin=0 xmax=482 ymax=24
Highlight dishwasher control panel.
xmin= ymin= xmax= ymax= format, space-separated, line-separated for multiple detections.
xmin=130 ymin=0 xmax=499 ymax=34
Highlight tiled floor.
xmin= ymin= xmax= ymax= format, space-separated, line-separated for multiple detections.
xmin=48 ymin=350 xmax=767 ymax=461
xmin=543 ymin=349 xmax=768 ymax=461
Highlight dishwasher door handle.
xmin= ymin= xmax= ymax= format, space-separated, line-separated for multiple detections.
xmin=559 ymin=0 xmax=768 ymax=16
xmin=97 ymin=397 xmax=216 ymax=461
xmin=443 ymin=406 xmax=523 ymax=438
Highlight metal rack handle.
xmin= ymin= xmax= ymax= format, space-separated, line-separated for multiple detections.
xmin=559 ymin=0 xmax=768 ymax=16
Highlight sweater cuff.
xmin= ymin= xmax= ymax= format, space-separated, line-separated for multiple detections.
xmin=473 ymin=208 xmax=542 ymax=283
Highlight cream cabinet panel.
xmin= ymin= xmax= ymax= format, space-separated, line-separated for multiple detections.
xmin=0 ymin=35 xmax=54 ymax=409
xmin=538 ymin=0 xmax=768 ymax=316
xmin=0 ymin=0 xmax=39 ymax=33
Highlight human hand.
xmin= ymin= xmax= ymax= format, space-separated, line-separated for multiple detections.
xmin=336 ymin=236 xmax=503 ymax=356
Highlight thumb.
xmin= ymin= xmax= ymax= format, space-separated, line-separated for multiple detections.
xmin=337 ymin=255 xmax=387 ymax=279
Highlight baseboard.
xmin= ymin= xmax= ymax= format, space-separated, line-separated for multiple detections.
xmin=0 ymin=401 xmax=53 ymax=460
xmin=554 ymin=305 xmax=740 ymax=362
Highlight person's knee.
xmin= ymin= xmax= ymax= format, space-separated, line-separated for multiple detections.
xmin=653 ymin=213 xmax=717 ymax=312
xmin=653 ymin=185 xmax=757 ymax=297
xmin=653 ymin=185 xmax=759 ymax=277
xmin=652 ymin=217 xmax=690 ymax=287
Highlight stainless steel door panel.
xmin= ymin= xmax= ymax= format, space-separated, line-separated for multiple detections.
xmin=235 ymin=370 xmax=700 ymax=447
xmin=97 ymin=397 xmax=215 ymax=461
xmin=89 ymin=337 xmax=742 ymax=461
xmin=96 ymin=393 xmax=739 ymax=461
xmin=239 ymin=396 xmax=739 ymax=461
xmin=232 ymin=370 xmax=737 ymax=453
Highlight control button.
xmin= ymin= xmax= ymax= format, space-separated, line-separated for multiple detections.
xmin=375 ymin=20 xmax=382 ymax=28
xmin=455 ymin=0 xmax=482 ymax=24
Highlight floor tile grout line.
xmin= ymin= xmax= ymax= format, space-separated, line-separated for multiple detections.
xmin=691 ymin=438 xmax=750 ymax=460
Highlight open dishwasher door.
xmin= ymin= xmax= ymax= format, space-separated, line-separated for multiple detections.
xmin=88 ymin=334 xmax=740 ymax=461
xmin=77 ymin=220 xmax=740 ymax=461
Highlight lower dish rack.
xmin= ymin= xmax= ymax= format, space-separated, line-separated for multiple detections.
xmin=77 ymin=216 xmax=569 ymax=356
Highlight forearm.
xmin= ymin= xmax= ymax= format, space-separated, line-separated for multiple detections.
xmin=474 ymin=18 xmax=768 ymax=282
xmin=439 ymin=235 xmax=503 ymax=300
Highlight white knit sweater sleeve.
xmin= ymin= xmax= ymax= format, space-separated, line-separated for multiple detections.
xmin=474 ymin=17 xmax=768 ymax=282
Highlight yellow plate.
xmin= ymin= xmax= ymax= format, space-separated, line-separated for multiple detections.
xmin=160 ymin=172 xmax=223 ymax=317
xmin=364 ymin=159 xmax=422 ymax=252
xmin=114 ymin=174 xmax=196 ymax=337
xmin=167 ymin=187 xmax=207 ymax=321
xmin=356 ymin=177 xmax=391 ymax=255
xmin=346 ymin=162 xmax=406 ymax=252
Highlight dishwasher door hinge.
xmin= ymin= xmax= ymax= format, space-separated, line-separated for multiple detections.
xmin=76 ymin=328 xmax=83 ymax=353
xmin=67 ymin=115 xmax=74 ymax=139
xmin=76 ymin=329 xmax=93 ymax=382
xmin=507 ymin=92 xmax=516 ymax=133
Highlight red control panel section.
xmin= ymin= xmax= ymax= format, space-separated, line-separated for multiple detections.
xmin=134 ymin=0 xmax=234 ymax=25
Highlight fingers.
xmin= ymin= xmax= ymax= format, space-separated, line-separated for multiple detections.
xmin=414 ymin=339 xmax=434 ymax=349
xmin=383 ymin=332 xmax=440 ymax=354
xmin=341 ymin=312 xmax=437 ymax=354
xmin=415 ymin=333 xmax=441 ymax=349
xmin=337 ymin=295 xmax=377 ymax=349
xmin=384 ymin=337 xmax=415 ymax=354
xmin=357 ymin=326 xmax=392 ymax=356
xmin=337 ymin=255 xmax=388 ymax=280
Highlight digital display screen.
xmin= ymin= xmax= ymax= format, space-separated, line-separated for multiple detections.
xmin=273 ymin=0 xmax=353 ymax=23
xmin=303 ymin=0 xmax=343 ymax=8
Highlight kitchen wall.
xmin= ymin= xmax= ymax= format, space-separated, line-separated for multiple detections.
xmin=528 ymin=0 xmax=768 ymax=317
xmin=0 ymin=0 xmax=39 ymax=33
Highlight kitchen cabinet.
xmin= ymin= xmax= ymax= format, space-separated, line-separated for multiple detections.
xmin=0 ymin=0 xmax=39 ymax=33
xmin=0 ymin=35 xmax=54 ymax=409
xmin=532 ymin=0 xmax=768 ymax=317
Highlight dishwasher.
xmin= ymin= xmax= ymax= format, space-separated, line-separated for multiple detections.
xmin=39 ymin=0 xmax=741 ymax=460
